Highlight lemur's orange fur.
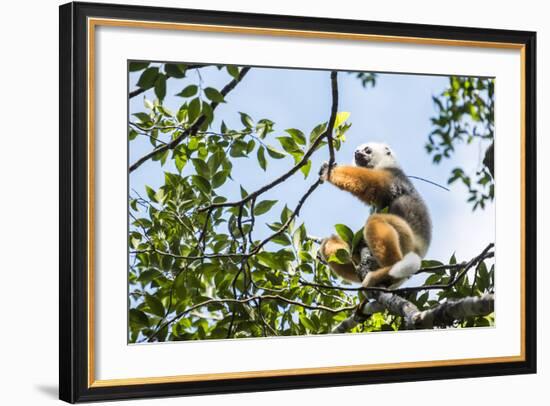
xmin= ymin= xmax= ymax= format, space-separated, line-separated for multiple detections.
xmin=322 ymin=166 xmax=393 ymax=207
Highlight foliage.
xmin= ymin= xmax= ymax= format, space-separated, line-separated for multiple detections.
xmin=427 ymin=76 xmax=495 ymax=210
xmin=128 ymin=63 xmax=495 ymax=343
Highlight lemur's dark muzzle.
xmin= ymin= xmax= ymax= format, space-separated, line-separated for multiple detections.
xmin=354 ymin=151 xmax=370 ymax=166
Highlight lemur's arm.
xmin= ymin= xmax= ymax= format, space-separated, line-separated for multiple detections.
xmin=319 ymin=163 xmax=391 ymax=206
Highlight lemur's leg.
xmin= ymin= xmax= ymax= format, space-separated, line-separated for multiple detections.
xmin=362 ymin=214 xmax=420 ymax=287
xmin=320 ymin=165 xmax=391 ymax=206
xmin=320 ymin=235 xmax=361 ymax=283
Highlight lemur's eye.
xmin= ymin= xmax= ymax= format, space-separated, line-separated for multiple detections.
xmin=364 ymin=147 xmax=372 ymax=154
xmin=386 ymin=150 xmax=391 ymax=156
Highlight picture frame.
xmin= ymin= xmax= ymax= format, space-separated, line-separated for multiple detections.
xmin=59 ymin=1 xmax=537 ymax=403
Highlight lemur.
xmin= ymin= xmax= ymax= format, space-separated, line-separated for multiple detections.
xmin=319 ymin=142 xmax=432 ymax=288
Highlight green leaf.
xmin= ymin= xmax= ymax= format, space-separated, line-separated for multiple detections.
xmin=300 ymin=160 xmax=312 ymax=178
xmin=192 ymin=175 xmax=211 ymax=195
xmin=351 ymin=229 xmax=364 ymax=253
xmin=328 ymin=248 xmax=351 ymax=264
xmin=299 ymin=314 xmax=316 ymax=332
xmin=173 ymin=273 xmax=187 ymax=300
xmin=143 ymin=98 xmax=154 ymax=110
xmin=256 ymin=252 xmax=282 ymax=269
xmin=129 ymin=309 xmax=149 ymax=328
xmin=257 ymin=146 xmax=267 ymax=171
xmin=277 ymin=136 xmax=301 ymax=154
xmin=145 ymin=295 xmax=165 ymax=317
xmin=229 ymin=140 xmax=248 ymax=158
xmin=239 ymin=112 xmax=254 ymax=129
xmin=188 ymin=98 xmax=202 ymax=124
xmin=285 ymin=129 xmax=306 ymax=145
xmin=211 ymin=171 xmax=229 ymax=188
xmin=192 ymin=158 xmax=211 ymax=178
xmin=176 ymin=84 xmax=198 ymax=97
xmin=334 ymin=111 xmax=351 ymax=128
xmin=449 ymin=253 xmax=457 ymax=265
xmin=175 ymin=153 xmax=187 ymax=173
xmin=207 ymin=150 xmax=225 ymax=173
xmin=145 ymin=185 xmax=156 ymax=202
xmin=133 ymin=112 xmax=151 ymax=124
xmin=137 ymin=269 xmax=162 ymax=284
xmin=201 ymin=102 xmax=214 ymax=127
xmin=129 ymin=61 xmax=149 ymax=72
xmin=271 ymin=234 xmax=292 ymax=246
xmin=136 ymin=67 xmax=159 ymax=90
xmin=310 ymin=122 xmax=327 ymax=143
xmin=424 ymin=273 xmax=442 ymax=285
xmin=154 ymin=74 xmax=167 ymax=100
xmin=266 ymin=145 xmax=286 ymax=159
xmin=335 ymin=224 xmax=354 ymax=245
xmin=226 ymin=65 xmax=240 ymax=79
xmin=254 ymin=200 xmax=278 ymax=216
xmin=421 ymin=259 xmax=444 ymax=267
xmin=164 ymin=63 xmax=186 ymax=78
xmin=416 ymin=292 xmax=429 ymax=307
xmin=204 ymin=87 xmax=225 ymax=103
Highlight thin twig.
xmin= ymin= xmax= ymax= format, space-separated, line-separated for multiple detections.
xmin=198 ymin=70 xmax=340 ymax=213
xmin=300 ymin=244 xmax=494 ymax=294
xmin=146 ymin=295 xmax=355 ymax=342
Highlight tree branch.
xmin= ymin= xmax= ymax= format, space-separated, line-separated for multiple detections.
xmin=146 ymin=294 xmax=355 ymax=342
xmin=301 ymin=244 xmax=494 ymax=294
xmin=330 ymin=244 xmax=495 ymax=333
xmin=198 ymin=71 xmax=340 ymax=213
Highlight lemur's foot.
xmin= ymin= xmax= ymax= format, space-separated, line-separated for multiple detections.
xmin=361 ymin=272 xmax=375 ymax=288
xmin=319 ymin=161 xmax=336 ymax=182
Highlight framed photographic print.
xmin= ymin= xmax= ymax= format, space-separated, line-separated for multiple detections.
xmin=59 ymin=1 xmax=537 ymax=403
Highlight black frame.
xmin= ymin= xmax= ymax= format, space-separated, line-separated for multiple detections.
xmin=59 ymin=1 xmax=537 ymax=403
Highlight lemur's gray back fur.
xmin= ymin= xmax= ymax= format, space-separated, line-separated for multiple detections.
xmin=381 ymin=167 xmax=432 ymax=248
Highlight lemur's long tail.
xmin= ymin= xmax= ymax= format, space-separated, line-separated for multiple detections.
xmin=388 ymin=252 xmax=422 ymax=279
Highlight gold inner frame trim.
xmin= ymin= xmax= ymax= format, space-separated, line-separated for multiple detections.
xmin=87 ymin=17 xmax=527 ymax=388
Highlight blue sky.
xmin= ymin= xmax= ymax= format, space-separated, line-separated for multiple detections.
xmin=129 ymin=65 xmax=495 ymax=276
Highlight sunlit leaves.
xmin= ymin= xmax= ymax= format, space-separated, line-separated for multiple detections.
xmin=239 ymin=112 xmax=254 ymax=129
xmin=285 ymin=128 xmax=306 ymax=146
xmin=327 ymin=248 xmax=351 ymax=264
xmin=266 ymin=145 xmax=286 ymax=159
xmin=335 ymin=224 xmax=354 ymax=246
xmin=128 ymin=62 xmax=468 ymax=342
xmin=333 ymin=111 xmax=350 ymax=129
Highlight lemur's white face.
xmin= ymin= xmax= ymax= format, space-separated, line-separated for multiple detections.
xmin=354 ymin=142 xmax=398 ymax=169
